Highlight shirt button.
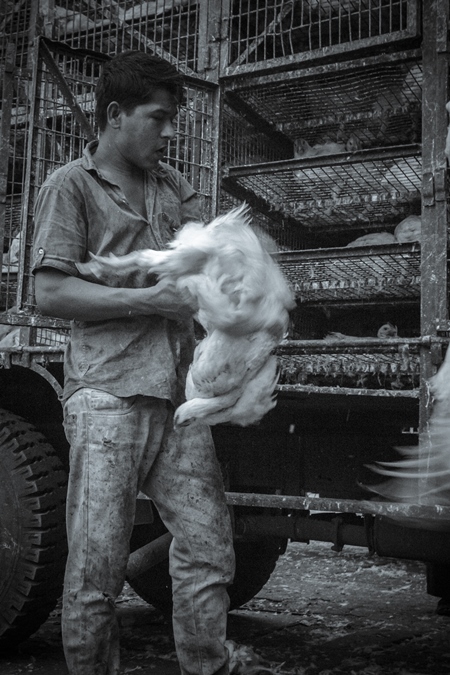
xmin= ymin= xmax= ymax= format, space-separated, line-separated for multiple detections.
xmin=38 ymin=248 xmax=44 ymax=254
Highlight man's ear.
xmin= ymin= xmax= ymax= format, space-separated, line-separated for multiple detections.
xmin=106 ymin=101 xmax=121 ymax=129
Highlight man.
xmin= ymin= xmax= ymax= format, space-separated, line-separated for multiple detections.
xmin=32 ymin=50 xmax=235 ymax=675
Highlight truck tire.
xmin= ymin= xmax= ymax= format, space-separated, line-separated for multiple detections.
xmin=128 ymin=512 xmax=286 ymax=612
xmin=228 ymin=536 xmax=287 ymax=609
xmin=0 ymin=410 xmax=68 ymax=647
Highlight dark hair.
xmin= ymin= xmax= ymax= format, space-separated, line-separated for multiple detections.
xmin=95 ymin=50 xmax=184 ymax=131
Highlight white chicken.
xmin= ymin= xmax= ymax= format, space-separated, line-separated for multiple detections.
xmin=369 ymin=351 xmax=450 ymax=526
xmin=376 ymin=322 xmax=398 ymax=338
xmin=345 ymin=133 xmax=362 ymax=152
xmin=346 ymin=232 xmax=397 ymax=247
xmin=323 ymin=322 xmax=398 ymax=341
xmin=394 ymin=215 xmax=421 ymax=243
xmin=77 ymin=204 xmax=295 ymax=428
xmin=294 ymin=138 xmax=346 ymax=159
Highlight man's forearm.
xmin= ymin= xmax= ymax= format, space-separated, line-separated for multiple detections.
xmin=34 ymin=269 xmax=196 ymax=322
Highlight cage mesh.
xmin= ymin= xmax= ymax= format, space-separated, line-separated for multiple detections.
xmin=278 ymin=348 xmax=420 ymax=392
xmin=225 ymin=151 xmax=422 ymax=230
xmin=221 ymin=104 xmax=287 ymax=167
xmin=226 ymin=0 xmax=417 ymax=70
xmin=279 ymin=243 xmax=421 ymax=302
xmin=226 ymin=58 xmax=422 ymax=152
xmin=34 ymin=327 xmax=70 ymax=346
xmin=50 ymin=1 xmax=201 ymax=73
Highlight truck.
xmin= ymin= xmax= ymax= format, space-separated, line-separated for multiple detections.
xmin=1 ymin=0 xmax=450 ymax=646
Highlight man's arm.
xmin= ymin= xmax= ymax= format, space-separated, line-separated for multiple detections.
xmin=35 ymin=268 xmax=197 ymax=322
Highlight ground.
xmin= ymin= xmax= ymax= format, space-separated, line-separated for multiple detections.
xmin=1 ymin=541 xmax=449 ymax=674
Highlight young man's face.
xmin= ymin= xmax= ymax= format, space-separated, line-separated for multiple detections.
xmin=115 ymin=87 xmax=178 ymax=171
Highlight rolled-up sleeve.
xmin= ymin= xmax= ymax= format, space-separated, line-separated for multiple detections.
xmin=32 ymin=183 xmax=87 ymax=277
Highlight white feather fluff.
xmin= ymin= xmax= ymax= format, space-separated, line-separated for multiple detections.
xmin=368 ymin=347 xmax=450 ymax=527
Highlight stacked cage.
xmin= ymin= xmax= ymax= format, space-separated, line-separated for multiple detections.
xmin=219 ymin=0 xmax=433 ymax=398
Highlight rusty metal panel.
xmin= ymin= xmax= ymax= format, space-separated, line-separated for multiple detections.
xmin=416 ymin=2 xmax=449 ymax=507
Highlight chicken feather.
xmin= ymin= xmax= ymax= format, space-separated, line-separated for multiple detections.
xmin=368 ymin=347 xmax=450 ymax=529
xmin=76 ymin=204 xmax=295 ymax=429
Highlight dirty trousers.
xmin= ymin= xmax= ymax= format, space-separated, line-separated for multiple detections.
xmin=62 ymin=388 xmax=235 ymax=675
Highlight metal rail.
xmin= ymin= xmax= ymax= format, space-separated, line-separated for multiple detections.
xmin=276 ymin=336 xmax=448 ymax=354
xmin=223 ymin=143 xmax=422 ymax=177
xmin=225 ymin=491 xmax=450 ymax=521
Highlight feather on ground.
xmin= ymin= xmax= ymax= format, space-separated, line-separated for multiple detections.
xmin=77 ymin=204 xmax=295 ymax=428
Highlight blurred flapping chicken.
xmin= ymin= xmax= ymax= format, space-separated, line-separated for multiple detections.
xmin=368 ymin=352 xmax=450 ymax=527
xmin=367 ymin=102 xmax=450 ymax=524
xmin=77 ymin=204 xmax=295 ymax=428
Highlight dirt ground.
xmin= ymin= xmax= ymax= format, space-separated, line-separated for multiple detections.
xmin=1 ymin=540 xmax=449 ymax=675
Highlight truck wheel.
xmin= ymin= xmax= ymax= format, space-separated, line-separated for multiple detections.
xmin=228 ymin=536 xmax=286 ymax=609
xmin=128 ymin=512 xmax=286 ymax=612
xmin=0 ymin=410 xmax=68 ymax=647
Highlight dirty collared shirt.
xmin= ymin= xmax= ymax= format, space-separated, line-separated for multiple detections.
xmin=32 ymin=140 xmax=201 ymax=405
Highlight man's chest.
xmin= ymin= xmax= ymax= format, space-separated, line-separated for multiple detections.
xmin=85 ymin=175 xmax=182 ymax=254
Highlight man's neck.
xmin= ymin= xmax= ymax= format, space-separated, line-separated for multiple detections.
xmin=93 ymin=137 xmax=144 ymax=182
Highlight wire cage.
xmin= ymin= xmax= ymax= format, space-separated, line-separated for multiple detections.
xmin=222 ymin=52 xmax=423 ymax=245
xmin=224 ymin=55 xmax=422 ymax=153
xmin=225 ymin=149 xmax=422 ymax=230
xmin=224 ymin=0 xmax=420 ymax=74
xmin=221 ymin=103 xmax=287 ymax=167
xmin=219 ymin=191 xmax=311 ymax=252
xmin=42 ymin=1 xmax=202 ymax=75
xmin=1 ymin=1 xmax=204 ymax=74
xmin=279 ymin=243 xmax=421 ymax=303
xmin=1 ymin=2 xmax=218 ymax=350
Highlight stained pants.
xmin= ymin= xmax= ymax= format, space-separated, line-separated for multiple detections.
xmin=61 ymin=388 xmax=235 ymax=675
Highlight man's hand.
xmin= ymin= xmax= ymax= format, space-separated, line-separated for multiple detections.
xmin=35 ymin=268 xmax=198 ymax=323
xmin=144 ymin=278 xmax=198 ymax=321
